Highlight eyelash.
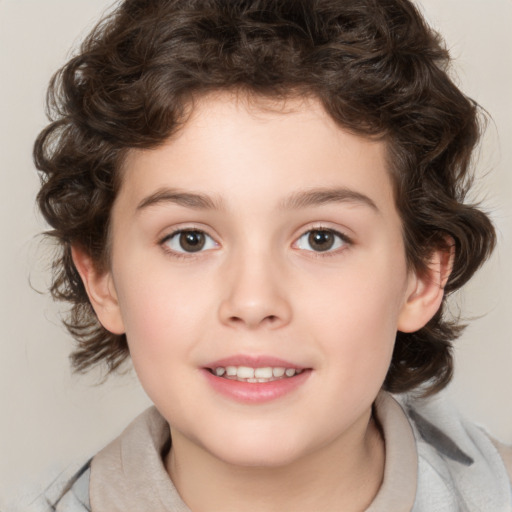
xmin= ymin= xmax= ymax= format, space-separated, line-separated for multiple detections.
xmin=293 ymin=227 xmax=352 ymax=257
xmin=159 ymin=226 xmax=352 ymax=259
xmin=159 ymin=228 xmax=218 ymax=260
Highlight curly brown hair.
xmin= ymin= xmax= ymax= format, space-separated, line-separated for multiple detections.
xmin=34 ymin=0 xmax=495 ymax=395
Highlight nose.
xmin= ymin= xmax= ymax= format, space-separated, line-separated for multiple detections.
xmin=217 ymin=250 xmax=292 ymax=330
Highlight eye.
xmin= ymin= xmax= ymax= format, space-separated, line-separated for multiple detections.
xmin=162 ymin=230 xmax=218 ymax=253
xmin=295 ymin=229 xmax=349 ymax=253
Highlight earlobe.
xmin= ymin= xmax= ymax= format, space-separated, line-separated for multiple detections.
xmin=71 ymin=246 xmax=125 ymax=335
xmin=397 ymin=244 xmax=454 ymax=333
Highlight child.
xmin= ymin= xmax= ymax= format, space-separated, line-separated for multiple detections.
xmin=31 ymin=0 xmax=511 ymax=510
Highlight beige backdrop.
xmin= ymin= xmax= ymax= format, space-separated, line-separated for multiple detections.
xmin=1 ymin=0 xmax=511 ymax=507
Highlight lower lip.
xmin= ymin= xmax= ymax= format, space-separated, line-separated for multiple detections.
xmin=202 ymin=369 xmax=311 ymax=404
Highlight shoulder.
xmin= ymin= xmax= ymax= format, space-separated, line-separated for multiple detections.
xmin=397 ymin=391 xmax=512 ymax=511
xmin=16 ymin=407 xmax=162 ymax=512
xmin=21 ymin=460 xmax=91 ymax=512
xmin=491 ymin=437 xmax=512 ymax=484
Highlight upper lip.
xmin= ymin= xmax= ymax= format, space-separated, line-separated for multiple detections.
xmin=204 ymin=354 xmax=307 ymax=370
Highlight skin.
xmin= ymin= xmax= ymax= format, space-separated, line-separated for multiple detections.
xmin=74 ymin=92 xmax=450 ymax=511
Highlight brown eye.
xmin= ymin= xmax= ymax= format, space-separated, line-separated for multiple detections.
xmin=295 ymin=228 xmax=348 ymax=253
xmin=308 ymin=230 xmax=335 ymax=251
xmin=162 ymin=230 xmax=217 ymax=254
xmin=179 ymin=231 xmax=205 ymax=252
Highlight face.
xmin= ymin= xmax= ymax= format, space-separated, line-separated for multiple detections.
xmin=99 ymin=93 xmax=420 ymax=467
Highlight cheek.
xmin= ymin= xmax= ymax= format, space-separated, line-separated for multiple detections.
xmin=114 ymin=271 xmax=208 ymax=408
xmin=302 ymin=254 xmax=407 ymax=373
xmin=114 ymin=264 xmax=210 ymax=362
xmin=309 ymin=256 xmax=406 ymax=328
xmin=316 ymin=293 xmax=397 ymax=372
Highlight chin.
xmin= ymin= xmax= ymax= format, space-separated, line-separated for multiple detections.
xmin=203 ymin=429 xmax=309 ymax=469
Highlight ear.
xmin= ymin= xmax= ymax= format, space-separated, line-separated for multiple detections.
xmin=71 ymin=246 xmax=125 ymax=335
xmin=397 ymin=243 xmax=454 ymax=333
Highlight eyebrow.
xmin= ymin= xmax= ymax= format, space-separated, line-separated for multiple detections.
xmin=136 ymin=186 xmax=379 ymax=214
xmin=279 ymin=187 xmax=379 ymax=213
xmin=137 ymin=188 xmax=226 ymax=211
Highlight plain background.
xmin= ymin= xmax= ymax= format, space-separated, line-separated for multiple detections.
xmin=1 ymin=0 xmax=511 ymax=507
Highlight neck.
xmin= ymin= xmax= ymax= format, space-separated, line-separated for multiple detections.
xmin=165 ymin=411 xmax=384 ymax=512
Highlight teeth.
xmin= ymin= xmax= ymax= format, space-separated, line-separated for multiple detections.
xmin=211 ymin=365 xmax=302 ymax=382
xmin=237 ymin=366 xmax=255 ymax=379
xmin=255 ymin=367 xmax=273 ymax=379
xmin=272 ymin=367 xmax=286 ymax=377
xmin=226 ymin=366 xmax=237 ymax=376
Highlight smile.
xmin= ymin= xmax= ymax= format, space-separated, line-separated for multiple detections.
xmin=202 ymin=357 xmax=312 ymax=403
xmin=209 ymin=366 xmax=304 ymax=383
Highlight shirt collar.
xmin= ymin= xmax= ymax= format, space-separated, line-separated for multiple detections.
xmin=90 ymin=391 xmax=417 ymax=512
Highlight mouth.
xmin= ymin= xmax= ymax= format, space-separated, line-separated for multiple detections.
xmin=206 ymin=365 xmax=305 ymax=383
xmin=202 ymin=357 xmax=312 ymax=403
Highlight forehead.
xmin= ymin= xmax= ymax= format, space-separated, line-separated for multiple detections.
xmin=117 ymin=92 xmax=396 ymax=217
